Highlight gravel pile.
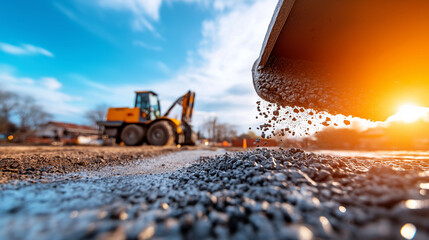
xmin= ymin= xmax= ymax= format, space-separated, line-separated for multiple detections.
xmin=165 ymin=148 xmax=429 ymax=239
xmin=4 ymin=148 xmax=428 ymax=239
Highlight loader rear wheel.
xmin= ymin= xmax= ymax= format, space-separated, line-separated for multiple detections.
xmin=184 ymin=125 xmax=197 ymax=146
xmin=121 ymin=124 xmax=144 ymax=146
xmin=147 ymin=121 xmax=175 ymax=146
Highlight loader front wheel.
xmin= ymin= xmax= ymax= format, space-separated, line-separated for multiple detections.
xmin=121 ymin=124 xmax=144 ymax=146
xmin=147 ymin=121 xmax=175 ymax=146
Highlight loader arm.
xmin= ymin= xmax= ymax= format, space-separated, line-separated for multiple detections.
xmin=163 ymin=91 xmax=195 ymax=123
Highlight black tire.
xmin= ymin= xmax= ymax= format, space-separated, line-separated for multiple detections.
xmin=120 ymin=124 xmax=144 ymax=146
xmin=185 ymin=131 xmax=197 ymax=146
xmin=147 ymin=121 xmax=175 ymax=146
xmin=184 ymin=125 xmax=197 ymax=146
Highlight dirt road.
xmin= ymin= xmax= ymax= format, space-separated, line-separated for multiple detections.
xmin=0 ymin=145 xmax=215 ymax=185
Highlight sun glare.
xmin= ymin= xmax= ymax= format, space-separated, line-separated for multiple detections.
xmin=387 ymin=104 xmax=429 ymax=123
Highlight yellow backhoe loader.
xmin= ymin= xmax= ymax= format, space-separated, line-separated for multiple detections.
xmin=97 ymin=90 xmax=196 ymax=146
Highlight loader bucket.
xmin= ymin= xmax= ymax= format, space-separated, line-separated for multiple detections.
xmin=253 ymin=0 xmax=429 ymax=121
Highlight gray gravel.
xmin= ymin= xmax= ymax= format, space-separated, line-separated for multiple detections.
xmin=1 ymin=148 xmax=429 ymax=240
xmin=78 ymin=150 xmax=226 ymax=179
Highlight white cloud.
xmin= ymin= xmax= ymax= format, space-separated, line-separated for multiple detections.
xmin=211 ymin=0 xmax=256 ymax=11
xmin=156 ymin=61 xmax=172 ymax=75
xmin=71 ymin=74 xmax=114 ymax=93
xmin=54 ymin=2 xmax=117 ymax=44
xmin=98 ymin=0 xmax=163 ymax=20
xmin=133 ymin=40 xmax=162 ymax=51
xmin=73 ymin=0 xmax=260 ymax=35
xmin=80 ymin=0 xmax=277 ymax=132
xmin=0 ymin=69 xmax=81 ymax=118
xmin=92 ymin=0 xmax=163 ymax=33
xmin=166 ymin=0 xmax=256 ymax=11
xmin=41 ymin=77 xmax=62 ymax=90
xmin=0 ymin=42 xmax=54 ymax=57
xmin=157 ymin=0 xmax=277 ymax=130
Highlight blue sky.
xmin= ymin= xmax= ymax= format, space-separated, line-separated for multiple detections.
xmin=0 ymin=0 xmax=277 ymax=133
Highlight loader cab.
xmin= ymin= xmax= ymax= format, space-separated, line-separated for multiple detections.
xmin=135 ymin=91 xmax=161 ymax=121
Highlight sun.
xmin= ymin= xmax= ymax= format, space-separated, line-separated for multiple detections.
xmin=387 ymin=104 xmax=429 ymax=123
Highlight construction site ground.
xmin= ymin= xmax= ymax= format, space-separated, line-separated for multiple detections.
xmin=1 ymin=145 xmax=429 ymax=239
xmin=0 ymin=145 xmax=233 ymax=185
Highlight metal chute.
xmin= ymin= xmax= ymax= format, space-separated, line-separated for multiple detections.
xmin=253 ymin=0 xmax=429 ymax=120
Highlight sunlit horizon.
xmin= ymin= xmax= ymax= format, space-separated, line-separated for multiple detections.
xmin=387 ymin=104 xmax=429 ymax=124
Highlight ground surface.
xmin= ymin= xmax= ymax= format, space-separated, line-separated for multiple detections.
xmin=1 ymin=146 xmax=429 ymax=240
xmin=0 ymin=145 xmax=207 ymax=184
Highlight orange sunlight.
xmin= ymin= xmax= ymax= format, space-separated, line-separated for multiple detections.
xmin=387 ymin=104 xmax=429 ymax=123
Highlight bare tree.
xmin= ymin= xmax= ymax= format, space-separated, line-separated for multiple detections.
xmin=16 ymin=96 xmax=35 ymax=131
xmin=0 ymin=91 xmax=53 ymax=140
xmin=202 ymin=117 xmax=217 ymax=141
xmin=216 ymin=123 xmax=237 ymax=142
xmin=16 ymin=96 xmax=52 ymax=131
xmin=0 ymin=90 xmax=19 ymax=132
xmin=201 ymin=117 xmax=237 ymax=142
xmin=16 ymin=95 xmax=52 ymax=132
xmin=85 ymin=104 xmax=108 ymax=128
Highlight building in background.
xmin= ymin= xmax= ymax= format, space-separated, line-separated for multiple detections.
xmin=31 ymin=121 xmax=98 ymax=144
